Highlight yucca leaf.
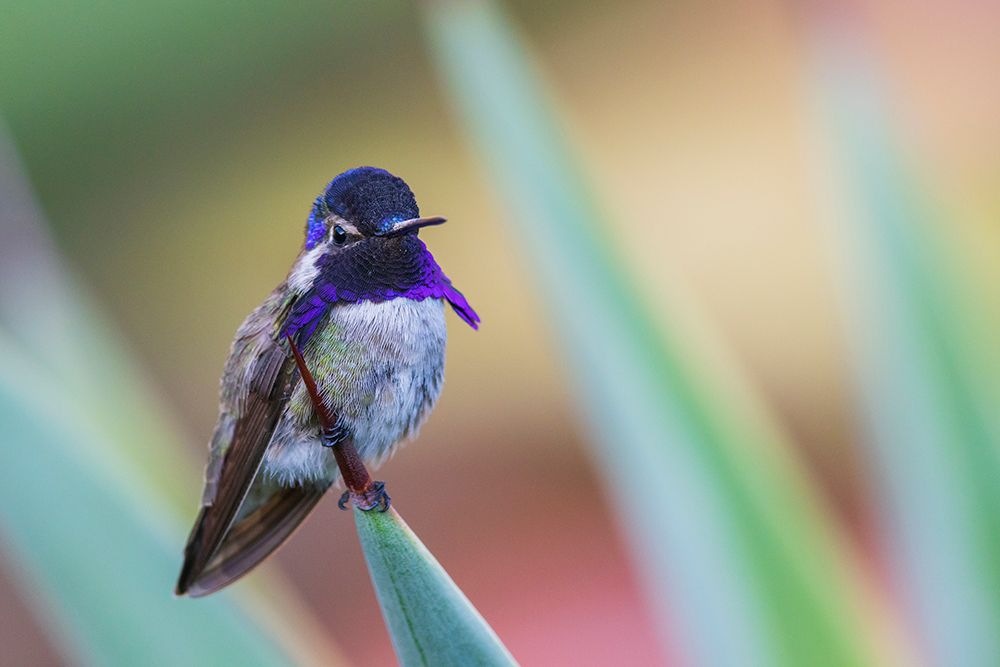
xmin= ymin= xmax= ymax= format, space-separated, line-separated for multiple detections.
xmin=0 ymin=125 xmax=346 ymax=667
xmin=0 ymin=336 xmax=294 ymax=667
xmin=420 ymin=2 xmax=897 ymax=665
xmin=0 ymin=126 xmax=195 ymax=513
xmin=809 ymin=28 xmax=1000 ymax=666
xmin=354 ymin=507 xmax=517 ymax=667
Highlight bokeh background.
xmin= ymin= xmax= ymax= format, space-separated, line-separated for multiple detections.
xmin=1 ymin=1 xmax=998 ymax=665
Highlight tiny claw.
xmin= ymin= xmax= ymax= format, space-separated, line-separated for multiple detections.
xmin=374 ymin=483 xmax=391 ymax=513
xmin=338 ymin=481 xmax=391 ymax=512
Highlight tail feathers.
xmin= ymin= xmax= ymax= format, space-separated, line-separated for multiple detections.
xmin=176 ymin=483 xmax=329 ymax=597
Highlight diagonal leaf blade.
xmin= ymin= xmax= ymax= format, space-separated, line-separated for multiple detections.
xmin=0 ymin=336 xmax=294 ymax=667
xmin=0 ymin=122 xmax=346 ymax=667
xmin=420 ymin=2 xmax=900 ymax=665
xmin=807 ymin=24 xmax=1000 ymax=666
xmin=354 ymin=507 xmax=517 ymax=667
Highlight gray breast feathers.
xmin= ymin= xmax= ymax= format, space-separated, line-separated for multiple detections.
xmin=262 ymin=298 xmax=448 ymax=486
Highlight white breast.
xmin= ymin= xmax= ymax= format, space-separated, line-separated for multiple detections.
xmin=331 ymin=298 xmax=448 ymax=363
xmin=263 ymin=298 xmax=448 ymax=486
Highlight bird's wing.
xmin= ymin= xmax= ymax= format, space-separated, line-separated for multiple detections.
xmin=179 ymin=478 xmax=330 ymax=597
xmin=176 ymin=340 xmax=298 ymax=595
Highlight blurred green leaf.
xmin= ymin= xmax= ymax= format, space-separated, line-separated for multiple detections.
xmin=0 ymin=2 xmax=404 ymax=165
xmin=810 ymin=28 xmax=1000 ymax=666
xmin=0 ymin=335 xmax=293 ymax=667
xmin=0 ymin=125 xmax=196 ymax=514
xmin=0 ymin=124 xmax=346 ymax=667
xmin=354 ymin=507 xmax=516 ymax=667
xmin=421 ymin=2 xmax=896 ymax=666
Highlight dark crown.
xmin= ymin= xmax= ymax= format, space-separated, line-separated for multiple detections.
xmin=321 ymin=167 xmax=419 ymax=236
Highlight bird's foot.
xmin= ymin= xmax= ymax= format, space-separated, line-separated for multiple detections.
xmin=338 ymin=481 xmax=391 ymax=512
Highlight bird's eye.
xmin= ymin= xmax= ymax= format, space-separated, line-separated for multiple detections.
xmin=332 ymin=225 xmax=348 ymax=245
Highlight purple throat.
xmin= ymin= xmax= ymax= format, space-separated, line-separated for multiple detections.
xmin=282 ymin=238 xmax=479 ymax=343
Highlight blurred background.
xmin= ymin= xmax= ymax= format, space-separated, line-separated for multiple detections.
xmin=1 ymin=0 xmax=998 ymax=665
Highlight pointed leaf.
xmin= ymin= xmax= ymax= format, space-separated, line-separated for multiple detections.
xmin=354 ymin=507 xmax=516 ymax=667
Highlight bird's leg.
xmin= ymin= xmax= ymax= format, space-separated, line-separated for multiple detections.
xmin=328 ymin=436 xmax=389 ymax=512
xmin=285 ymin=333 xmax=390 ymax=513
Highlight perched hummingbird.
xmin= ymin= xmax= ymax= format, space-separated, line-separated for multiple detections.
xmin=176 ymin=167 xmax=479 ymax=597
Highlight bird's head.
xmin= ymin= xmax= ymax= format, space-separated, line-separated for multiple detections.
xmin=304 ymin=166 xmax=445 ymax=253
xmin=285 ymin=167 xmax=477 ymax=334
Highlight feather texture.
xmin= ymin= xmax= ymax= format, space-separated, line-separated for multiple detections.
xmin=283 ymin=234 xmax=478 ymax=343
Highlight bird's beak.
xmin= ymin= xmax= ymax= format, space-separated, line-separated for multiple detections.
xmin=384 ymin=216 xmax=447 ymax=236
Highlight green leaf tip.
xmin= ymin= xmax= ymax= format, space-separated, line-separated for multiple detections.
xmin=354 ymin=507 xmax=517 ymax=667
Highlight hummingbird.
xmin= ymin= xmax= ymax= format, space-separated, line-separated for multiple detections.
xmin=175 ymin=167 xmax=479 ymax=597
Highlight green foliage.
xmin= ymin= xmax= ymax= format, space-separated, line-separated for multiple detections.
xmin=0 ymin=129 xmax=342 ymax=667
xmin=813 ymin=39 xmax=1000 ymax=665
xmin=354 ymin=508 xmax=517 ymax=667
xmin=0 ymin=336 xmax=292 ymax=667
xmin=2 ymin=2 xmax=994 ymax=665
xmin=420 ymin=2 xmax=892 ymax=666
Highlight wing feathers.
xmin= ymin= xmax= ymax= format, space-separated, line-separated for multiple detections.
xmin=176 ymin=343 xmax=294 ymax=596
xmin=182 ymin=482 xmax=329 ymax=597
